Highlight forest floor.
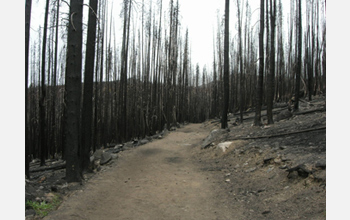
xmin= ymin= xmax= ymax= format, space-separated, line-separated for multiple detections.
xmin=25 ymin=95 xmax=326 ymax=220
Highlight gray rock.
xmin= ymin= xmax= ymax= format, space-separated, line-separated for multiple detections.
xmin=139 ymin=139 xmax=150 ymax=145
xmin=123 ymin=142 xmax=134 ymax=150
xmin=100 ymin=152 xmax=112 ymax=165
xmin=201 ymin=129 xmax=229 ymax=149
xmin=93 ymin=149 xmax=103 ymax=160
xmin=245 ymin=167 xmax=257 ymax=173
xmin=275 ymin=109 xmax=293 ymax=122
xmin=25 ymin=209 xmax=36 ymax=217
xmin=105 ymin=148 xmax=122 ymax=154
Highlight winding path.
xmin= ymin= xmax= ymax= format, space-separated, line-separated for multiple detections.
xmin=44 ymin=124 xmax=235 ymax=220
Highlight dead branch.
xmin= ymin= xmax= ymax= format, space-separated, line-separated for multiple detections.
xmin=227 ymin=126 xmax=326 ymax=141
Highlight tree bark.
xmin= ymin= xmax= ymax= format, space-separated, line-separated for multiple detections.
xmin=39 ymin=0 xmax=50 ymax=166
xmin=221 ymin=0 xmax=230 ymax=129
xmin=294 ymin=0 xmax=302 ymax=110
xmin=266 ymin=0 xmax=276 ymax=124
xmin=25 ymin=0 xmax=32 ymax=178
xmin=254 ymin=0 xmax=265 ymax=126
xmin=64 ymin=0 xmax=84 ymax=183
xmin=236 ymin=0 xmax=244 ymax=123
xmin=81 ymin=0 xmax=98 ymax=172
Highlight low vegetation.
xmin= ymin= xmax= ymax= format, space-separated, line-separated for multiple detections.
xmin=26 ymin=194 xmax=61 ymax=218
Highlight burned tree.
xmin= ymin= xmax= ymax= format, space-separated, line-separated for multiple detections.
xmin=81 ymin=0 xmax=99 ymax=172
xmin=221 ymin=0 xmax=230 ymax=129
xmin=254 ymin=0 xmax=265 ymax=126
xmin=25 ymin=0 xmax=32 ymax=178
xmin=64 ymin=0 xmax=84 ymax=182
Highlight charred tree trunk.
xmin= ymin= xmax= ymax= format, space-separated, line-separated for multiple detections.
xmin=294 ymin=0 xmax=302 ymax=110
xmin=25 ymin=0 xmax=32 ymax=178
xmin=81 ymin=0 xmax=98 ymax=172
xmin=119 ymin=0 xmax=131 ymax=141
xmin=39 ymin=0 xmax=50 ymax=166
xmin=64 ymin=0 xmax=84 ymax=183
xmin=236 ymin=0 xmax=244 ymax=123
xmin=51 ymin=0 xmax=60 ymax=159
xmin=266 ymin=0 xmax=276 ymax=124
xmin=221 ymin=0 xmax=230 ymax=129
xmin=254 ymin=0 xmax=265 ymax=126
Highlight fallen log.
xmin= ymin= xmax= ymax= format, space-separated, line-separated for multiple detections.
xmin=294 ymin=107 xmax=326 ymax=115
xmin=227 ymin=126 xmax=326 ymax=141
xmin=29 ymin=162 xmax=66 ymax=173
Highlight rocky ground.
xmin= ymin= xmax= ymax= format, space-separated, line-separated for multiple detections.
xmin=195 ymin=95 xmax=326 ymax=219
xmin=25 ymin=95 xmax=326 ymax=219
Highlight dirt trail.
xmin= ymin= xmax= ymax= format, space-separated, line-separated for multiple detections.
xmin=44 ymin=124 xmax=235 ymax=220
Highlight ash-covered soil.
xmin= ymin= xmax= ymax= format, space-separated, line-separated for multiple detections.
xmin=194 ymin=95 xmax=326 ymax=219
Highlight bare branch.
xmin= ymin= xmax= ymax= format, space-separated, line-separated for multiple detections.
xmin=83 ymin=4 xmax=100 ymax=24
xmin=71 ymin=12 xmax=77 ymax=31
xmin=61 ymin=0 xmax=70 ymax=7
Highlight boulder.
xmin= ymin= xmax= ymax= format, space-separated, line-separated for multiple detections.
xmin=217 ymin=142 xmax=233 ymax=153
xmin=100 ymin=152 xmax=112 ymax=165
xmin=275 ymin=109 xmax=293 ymax=122
xmin=93 ymin=149 xmax=103 ymax=160
xmin=201 ymin=129 xmax=229 ymax=149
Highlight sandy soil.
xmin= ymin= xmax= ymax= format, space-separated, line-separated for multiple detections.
xmin=44 ymin=124 xmax=237 ymax=220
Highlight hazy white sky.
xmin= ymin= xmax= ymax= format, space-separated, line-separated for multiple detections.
xmin=30 ymin=0 xmax=298 ymax=74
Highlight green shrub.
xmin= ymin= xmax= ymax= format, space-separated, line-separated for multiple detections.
xmin=25 ymin=195 xmax=61 ymax=217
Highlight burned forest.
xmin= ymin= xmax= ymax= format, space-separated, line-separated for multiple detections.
xmin=25 ymin=0 xmax=327 ymax=219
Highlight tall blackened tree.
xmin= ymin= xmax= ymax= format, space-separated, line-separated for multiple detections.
xmin=254 ymin=0 xmax=265 ymax=126
xmin=221 ymin=0 xmax=230 ymax=129
xmin=266 ymin=0 xmax=276 ymax=124
xmin=39 ymin=0 xmax=50 ymax=166
xmin=119 ymin=0 xmax=132 ymax=141
xmin=64 ymin=0 xmax=84 ymax=182
xmin=81 ymin=0 xmax=98 ymax=172
xmin=294 ymin=0 xmax=302 ymax=110
xmin=25 ymin=0 xmax=32 ymax=178
xmin=236 ymin=0 xmax=244 ymax=123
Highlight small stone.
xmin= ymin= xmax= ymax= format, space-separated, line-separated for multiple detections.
xmin=225 ymin=179 xmax=231 ymax=182
xmin=262 ymin=210 xmax=271 ymax=215
xmin=245 ymin=167 xmax=256 ymax=173
xmin=279 ymin=146 xmax=287 ymax=150
xmin=274 ymin=158 xmax=282 ymax=164
xmin=140 ymin=139 xmax=149 ymax=145
xmin=267 ymin=167 xmax=274 ymax=173
xmin=279 ymin=165 xmax=288 ymax=169
xmin=225 ymin=173 xmax=231 ymax=177
xmin=45 ymin=193 xmax=56 ymax=203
